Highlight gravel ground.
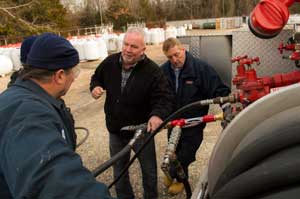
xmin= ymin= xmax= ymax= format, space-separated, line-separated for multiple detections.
xmin=0 ymin=44 xmax=222 ymax=199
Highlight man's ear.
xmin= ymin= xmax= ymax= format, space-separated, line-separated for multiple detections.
xmin=53 ymin=69 xmax=66 ymax=85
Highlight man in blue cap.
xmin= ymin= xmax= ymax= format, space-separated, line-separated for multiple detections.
xmin=7 ymin=35 xmax=37 ymax=87
xmin=0 ymin=33 xmax=115 ymax=199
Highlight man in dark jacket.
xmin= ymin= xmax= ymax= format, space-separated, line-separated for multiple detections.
xmin=90 ymin=28 xmax=174 ymax=199
xmin=7 ymin=35 xmax=77 ymax=151
xmin=7 ymin=35 xmax=37 ymax=88
xmin=161 ymin=37 xmax=230 ymax=195
xmin=0 ymin=33 xmax=114 ymax=199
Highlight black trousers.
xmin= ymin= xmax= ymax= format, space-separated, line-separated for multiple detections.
xmin=109 ymin=133 xmax=158 ymax=199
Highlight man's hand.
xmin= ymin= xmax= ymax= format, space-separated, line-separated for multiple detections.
xmin=147 ymin=115 xmax=163 ymax=133
xmin=91 ymin=86 xmax=105 ymax=99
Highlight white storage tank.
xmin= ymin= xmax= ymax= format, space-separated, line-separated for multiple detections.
xmin=159 ymin=28 xmax=165 ymax=43
xmin=84 ymin=39 xmax=101 ymax=61
xmin=10 ymin=48 xmax=22 ymax=70
xmin=103 ymin=33 xmax=119 ymax=53
xmin=150 ymin=29 xmax=160 ymax=45
xmin=144 ymin=29 xmax=151 ymax=44
xmin=176 ymin=26 xmax=186 ymax=37
xmin=165 ymin=27 xmax=177 ymax=39
xmin=117 ymin=33 xmax=125 ymax=52
xmin=72 ymin=39 xmax=86 ymax=61
xmin=1 ymin=48 xmax=12 ymax=59
xmin=96 ymin=37 xmax=108 ymax=60
xmin=0 ymin=55 xmax=13 ymax=76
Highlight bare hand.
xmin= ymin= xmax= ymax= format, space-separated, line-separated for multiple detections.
xmin=91 ymin=86 xmax=105 ymax=99
xmin=147 ymin=115 xmax=163 ymax=133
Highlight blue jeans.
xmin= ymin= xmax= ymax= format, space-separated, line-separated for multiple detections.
xmin=109 ymin=133 xmax=158 ymax=199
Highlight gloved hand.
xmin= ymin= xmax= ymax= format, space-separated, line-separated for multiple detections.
xmin=221 ymin=103 xmax=234 ymax=129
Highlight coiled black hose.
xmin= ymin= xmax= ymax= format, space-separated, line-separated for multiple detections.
xmin=75 ymin=127 xmax=89 ymax=148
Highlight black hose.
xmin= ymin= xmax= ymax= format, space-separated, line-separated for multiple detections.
xmin=92 ymin=145 xmax=131 ymax=177
xmin=212 ymin=106 xmax=300 ymax=196
xmin=212 ymin=145 xmax=300 ymax=199
xmin=183 ymin=179 xmax=192 ymax=199
xmin=108 ymin=99 xmax=210 ymax=189
xmin=75 ymin=127 xmax=89 ymax=148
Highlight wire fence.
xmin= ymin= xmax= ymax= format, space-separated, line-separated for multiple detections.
xmin=0 ymin=24 xmax=114 ymax=46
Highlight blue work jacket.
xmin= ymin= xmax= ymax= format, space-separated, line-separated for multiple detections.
xmin=0 ymin=79 xmax=113 ymax=199
xmin=161 ymin=52 xmax=230 ymax=121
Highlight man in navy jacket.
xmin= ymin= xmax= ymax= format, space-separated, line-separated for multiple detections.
xmin=161 ymin=37 xmax=230 ymax=195
xmin=0 ymin=33 xmax=114 ymax=199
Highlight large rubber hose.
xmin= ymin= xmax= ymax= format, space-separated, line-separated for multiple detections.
xmin=257 ymin=186 xmax=300 ymax=199
xmin=212 ymin=145 xmax=300 ymax=198
xmin=92 ymin=145 xmax=131 ymax=177
xmin=108 ymin=100 xmax=209 ymax=189
xmin=208 ymin=84 xmax=300 ymax=194
xmin=183 ymin=179 xmax=192 ymax=199
xmin=213 ymin=106 xmax=300 ymax=193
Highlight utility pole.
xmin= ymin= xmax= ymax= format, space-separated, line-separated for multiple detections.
xmin=222 ymin=0 xmax=225 ymax=16
xmin=98 ymin=0 xmax=103 ymax=25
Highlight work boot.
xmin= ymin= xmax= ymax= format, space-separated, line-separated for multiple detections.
xmin=163 ymin=175 xmax=173 ymax=187
xmin=168 ymin=182 xmax=184 ymax=195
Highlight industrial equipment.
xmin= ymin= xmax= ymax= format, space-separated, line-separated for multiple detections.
xmin=192 ymin=1 xmax=300 ymax=198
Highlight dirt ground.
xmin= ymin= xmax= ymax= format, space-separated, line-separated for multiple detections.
xmin=0 ymin=44 xmax=222 ymax=199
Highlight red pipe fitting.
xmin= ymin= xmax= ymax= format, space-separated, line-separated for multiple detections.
xmin=278 ymin=42 xmax=296 ymax=54
xmin=169 ymin=119 xmax=186 ymax=127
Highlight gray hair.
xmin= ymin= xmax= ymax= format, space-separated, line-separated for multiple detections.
xmin=19 ymin=65 xmax=71 ymax=83
xmin=125 ymin=27 xmax=145 ymax=45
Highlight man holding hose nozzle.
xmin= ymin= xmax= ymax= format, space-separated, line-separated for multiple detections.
xmin=161 ymin=38 xmax=230 ymax=195
xmin=90 ymin=28 xmax=174 ymax=199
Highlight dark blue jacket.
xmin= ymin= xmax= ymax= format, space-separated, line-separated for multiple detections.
xmin=162 ymin=52 xmax=230 ymax=123
xmin=0 ymin=79 xmax=113 ymax=199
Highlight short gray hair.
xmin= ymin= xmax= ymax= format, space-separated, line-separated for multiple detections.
xmin=125 ymin=27 xmax=145 ymax=45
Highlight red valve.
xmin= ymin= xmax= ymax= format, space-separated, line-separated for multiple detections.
xmin=290 ymin=51 xmax=300 ymax=60
xmin=278 ymin=42 xmax=296 ymax=54
xmin=240 ymin=57 xmax=260 ymax=66
xmin=231 ymin=55 xmax=248 ymax=63
xmin=249 ymin=0 xmax=295 ymax=39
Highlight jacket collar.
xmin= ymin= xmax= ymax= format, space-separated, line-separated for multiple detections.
xmin=167 ymin=51 xmax=196 ymax=79
xmin=14 ymin=78 xmax=63 ymax=109
xmin=118 ymin=52 xmax=146 ymax=70
xmin=181 ymin=51 xmax=196 ymax=78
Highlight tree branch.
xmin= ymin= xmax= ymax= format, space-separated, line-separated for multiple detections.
xmin=3 ymin=0 xmax=37 ymax=10
xmin=0 ymin=7 xmax=38 ymax=32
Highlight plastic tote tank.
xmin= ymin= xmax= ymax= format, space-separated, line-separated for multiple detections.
xmin=0 ymin=55 xmax=13 ymax=76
